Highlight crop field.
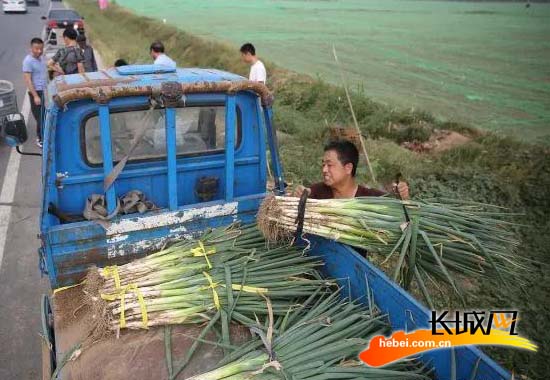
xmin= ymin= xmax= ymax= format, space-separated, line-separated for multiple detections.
xmin=117 ymin=0 xmax=550 ymax=143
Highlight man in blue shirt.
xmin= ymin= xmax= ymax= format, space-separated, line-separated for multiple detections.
xmin=22 ymin=37 xmax=47 ymax=147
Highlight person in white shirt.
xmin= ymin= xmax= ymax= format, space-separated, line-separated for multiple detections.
xmin=240 ymin=43 xmax=266 ymax=83
xmin=150 ymin=41 xmax=177 ymax=69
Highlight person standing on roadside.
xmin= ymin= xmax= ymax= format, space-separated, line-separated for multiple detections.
xmin=150 ymin=41 xmax=176 ymax=68
xmin=240 ymin=43 xmax=266 ymax=83
xmin=77 ymin=34 xmax=98 ymax=72
xmin=22 ymin=37 xmax=47 ymax=147
xmin=47 ymin=28 xmax=85 ymax=76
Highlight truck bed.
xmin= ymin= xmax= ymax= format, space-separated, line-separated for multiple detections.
xmin=52 ymin=287 xmax=251 ymax=380
xmin=48 ymin=236 xmax=511 ymax=380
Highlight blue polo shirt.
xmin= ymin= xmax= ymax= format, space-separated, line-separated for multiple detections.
xmin=22 ymin=54 xmax=47 ymax=92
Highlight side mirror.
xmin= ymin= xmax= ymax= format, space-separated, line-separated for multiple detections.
xmin=1 ymin=113 xmax=28 ymax=147
xmin=41 ymin=16 xmax=47 ymax=20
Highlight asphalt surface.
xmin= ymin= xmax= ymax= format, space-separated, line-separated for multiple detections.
xmin=0 ymin=1 xmax=59 ymax=378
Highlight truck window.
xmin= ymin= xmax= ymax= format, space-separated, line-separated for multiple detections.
xmin=83 ymin=105 xmax=241 ymax=165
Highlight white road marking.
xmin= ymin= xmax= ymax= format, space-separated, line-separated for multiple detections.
xmin=0 ymin=93 xmax=29 ymax=271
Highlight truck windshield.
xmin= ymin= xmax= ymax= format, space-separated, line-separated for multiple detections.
xmin=83 ymin=105 xmax=240 ymax=165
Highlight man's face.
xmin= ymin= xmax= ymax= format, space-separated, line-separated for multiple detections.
xmin=31 ymin=43 xmax=44 ymax=58
xmin=78 ymin=40 xmax=86 ymax=49
xmin=322 ymin=150 xmax=353 ymax=187
xmin=150 ymin=50 xmax=157 ymax=59
xmin=241 ymin=52 xmax=252 ymax=64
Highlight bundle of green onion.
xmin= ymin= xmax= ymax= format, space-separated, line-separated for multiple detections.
xmin=86 ymin=225 xmax=331 ymax=330
xmin=258 ymin=195 xmax=521 ymax=303
xmin=185 ymin=291 xmax=431 ymax=380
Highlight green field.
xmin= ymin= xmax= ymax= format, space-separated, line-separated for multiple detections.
xmin=117 ymin=0 xmax=550 ymax=143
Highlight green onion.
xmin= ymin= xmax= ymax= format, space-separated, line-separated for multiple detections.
xmin=258 ymin=195 xmax=522 ymax=301
xmin=191 ymin=292 xmax=431 ymax=379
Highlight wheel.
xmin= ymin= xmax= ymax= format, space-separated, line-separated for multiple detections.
xmin=41 ymin=294 xmax=56 ymax=379
xmin=41 ymin=338 xmax=52 ymax=380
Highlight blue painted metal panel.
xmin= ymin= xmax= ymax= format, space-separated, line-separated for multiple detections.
xmin=308 ymin=237 xmax=511 ymax=380
xmin=225 ymin=95 xmax=236 ymax=201
xmin=47 ymin=197 xmax=261 ymax=287
xmin=165 ymin=107 xmax=178 ymax=210
xmin=46 ymin=194 xmax=262 ymax=244
xmin=256 ymin=100 xmax=267 ymax=190
xmin=116 ymin=65 xmax=176 ymax=75
xmin=98 ymin=104 xmax=117 ymax=215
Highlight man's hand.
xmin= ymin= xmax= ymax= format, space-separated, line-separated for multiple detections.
xmin=293 ymin=185 xmax=310 ymax=198
xmin=393 ymin=181 xmax=410 ymax=200
xmin=54 ymin=64 xmax=64 ymax=75
xmin=48 ymin=60 xmax=64 ymax=75
xmin=33 ymin=95 xmax=41 ymax=106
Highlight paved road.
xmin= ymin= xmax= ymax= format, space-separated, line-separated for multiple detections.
xmin=0 ymin=1 xmax=57 ymax=378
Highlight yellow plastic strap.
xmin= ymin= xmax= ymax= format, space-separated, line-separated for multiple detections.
xmin=127 ymin=284 xmax=149 ymax=329
xmin=202 ymin=271 xmax=221 ymax=310
xmin=191 ymin=241 xmax=215 ymax=269
xmin=53 ymin=282 xmax=83 ymax=295
xmin=100 ymin=292 xmax=120 ymax=301
xmin=230 ymin=284 xmax=268 ymax=294
xmin=102 ymin=266 xmax=121 ymax=290
xmin=114 ymin=284 xmax=148 ymax=329
xmin=120 ymin=286 xmax=127 ymax=329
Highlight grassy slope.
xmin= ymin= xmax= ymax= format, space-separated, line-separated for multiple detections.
xmin=69 ymin=1 xmax=549 ymax=377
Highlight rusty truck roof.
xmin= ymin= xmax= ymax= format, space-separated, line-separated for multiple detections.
xmin=48 ymin=65 xmax=245 ymax=96
xmin=48 ymin=65 xmax=274 ymax=108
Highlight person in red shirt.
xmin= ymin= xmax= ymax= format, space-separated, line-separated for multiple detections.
xmin=295 ymin=140 xmax=409 ymax=199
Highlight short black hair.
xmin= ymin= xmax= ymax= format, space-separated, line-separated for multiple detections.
xmin=63 ymin=28 xmax=78 ymax=40
xmin=240 ymin=43 xmax=256 ymax=56
xmin=114 ymin=59 xmax=128 ymax=67
xmin=76 ymin=34 xmax=87 ymax=43
xmin=150 ymin=41 xmax=165 ymax=53
xmin=324 ymin=140 xmax=359 ymax=177
xmin=30 ymin=37 xmax=43 ymax=45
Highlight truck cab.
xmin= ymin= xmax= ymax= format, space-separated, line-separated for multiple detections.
xmin=5 ymin=65 xmax=511 ymax=379
xmin=39 ymin=65 xmax=280 ymax=287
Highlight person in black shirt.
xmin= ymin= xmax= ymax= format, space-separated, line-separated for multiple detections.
xmin=77 ymin=34 xmax=98 ymax=72
xmin=295 ymin=140 xmax=409 ymax=200
xmin=47 ymin=28 xmax=85 ymax=76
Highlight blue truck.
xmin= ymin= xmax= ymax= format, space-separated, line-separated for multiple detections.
xmin=4 ymin=65 xmax=512 ymax=379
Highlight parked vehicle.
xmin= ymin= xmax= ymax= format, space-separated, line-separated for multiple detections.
xmin=2 ymin=0 xmax=27 ymax=13
xmin=41 ymin=8 xmax=84 ymax=39
xmin=3 ymin=65 xmax=512 ymax=380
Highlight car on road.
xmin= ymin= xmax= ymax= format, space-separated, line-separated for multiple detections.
xmin=42 ymin=8 xmax=85 ymax=39
xmin=2 ymin=0 xmax=27 ymax=13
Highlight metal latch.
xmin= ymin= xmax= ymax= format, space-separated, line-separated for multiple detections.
xmin=55 ymin=172 xmax=69 ymax=189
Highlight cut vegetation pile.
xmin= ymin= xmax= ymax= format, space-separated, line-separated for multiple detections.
xmin=258 ymin=195 xmax=521 ymax=307
xmin=83 ymin=225 xmax=329 ymax=333
xmin=64 ymin=1 xmax=550 ymax=376
xmin=55 ymin=225 xmax=430 ymax=380
xmin=188 ymin=292 xmax=431 ymax=380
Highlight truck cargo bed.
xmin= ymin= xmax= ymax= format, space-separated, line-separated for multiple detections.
xmin=52 ymin=287 xmax=251 ymax=380
xmin=48 ymin=236 xmax=511 ymax=380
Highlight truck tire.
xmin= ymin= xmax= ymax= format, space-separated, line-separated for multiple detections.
xmin=42 ymin=338 xmax=52 ymax=380
xmin=41 ymin=295 xmax=56 ymax=380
